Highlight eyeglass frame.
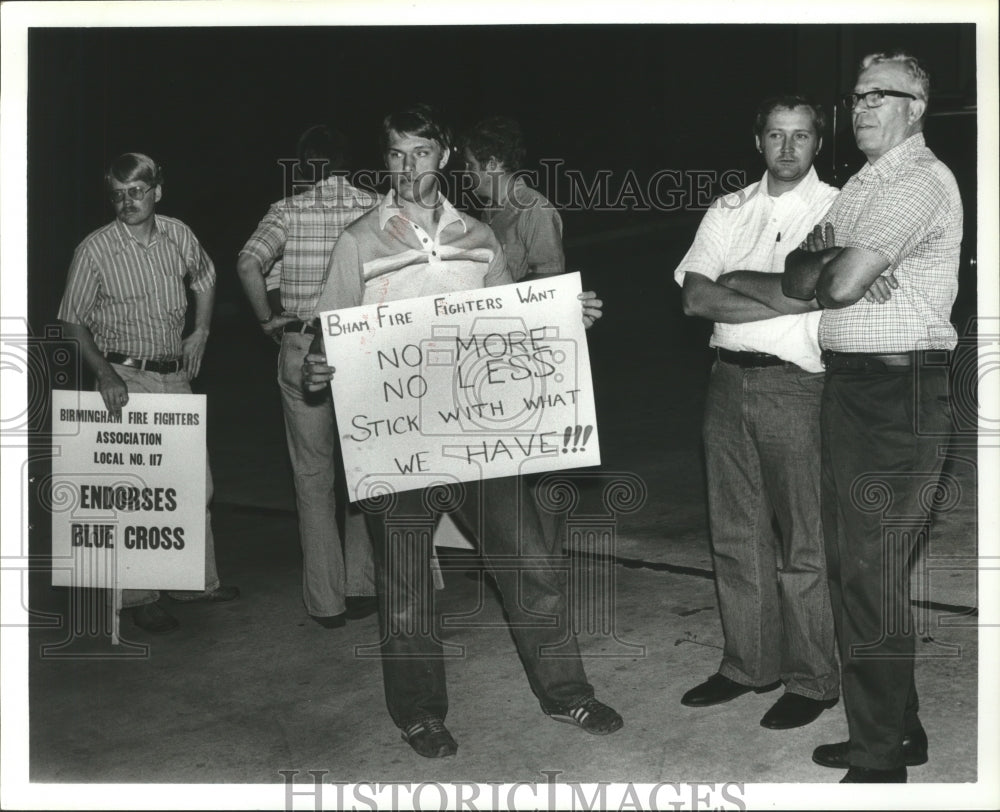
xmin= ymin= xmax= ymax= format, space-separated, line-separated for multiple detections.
xmin=108 ymin=184 xmax=157 ymax=204
xmin=841 ymin=89 xmax=919 ymax=110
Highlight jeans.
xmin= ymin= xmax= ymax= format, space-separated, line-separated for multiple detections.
xmin=362 ymin=475 xmax=593 ymax=729
xmin=821 ymin=361 xmax=951 ymax=769
xmin=703 ymin=360 xmax=839 ymax=699
xmin=278 ymin=332 xmax=375 ymax=616
xmin=107 ymin=364 xmax=220 ymax=609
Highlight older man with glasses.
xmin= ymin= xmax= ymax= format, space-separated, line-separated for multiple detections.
xmin=782 ymin=51 xmax=963 ymax=783
xmin=58 ymin=152 xmax=239 ymax=633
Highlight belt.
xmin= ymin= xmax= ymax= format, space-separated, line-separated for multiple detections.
xmin=281 ymin=319 xmax=319 ymax=336
xmin=717 ymin=349 xmax=787 ymax=368
xmin=821 ymin=350 xmax=919 ymax=371
xmin=105 ymin=352 xmax=182 ymax=374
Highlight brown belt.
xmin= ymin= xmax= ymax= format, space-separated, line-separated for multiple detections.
xmin=105 ymin=352 xmax=181 ymax=374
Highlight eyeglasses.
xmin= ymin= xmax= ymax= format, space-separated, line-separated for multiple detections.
xmin=109 ymin=185 xmax=155 ymax=204
xmin=841 ymin=89 xmax=918 ymax=110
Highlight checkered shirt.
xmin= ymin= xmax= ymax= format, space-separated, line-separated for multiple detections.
xmin=239 ymin=175 xmax=379 ymax=319
xmin=818 ymin=133 xmax=963 ymax=352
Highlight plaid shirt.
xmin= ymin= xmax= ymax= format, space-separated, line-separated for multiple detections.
xmin=819 ymin=133 xmax=963 ymax=352
xmin=239 ymin=175 xmax=379 ymax=319
xmin=58 ymin=215 xmax=215 ymax=361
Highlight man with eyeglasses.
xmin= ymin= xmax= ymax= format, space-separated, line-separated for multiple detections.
xmin=237 ymin=125 xmax=379 ymax=630
xmin=674 ymin=96 xmax=842 ymax=731
xmin=782 ymin=51 xmax=962 ymax=783
xmin=58 ymin=152 xmax=239 ymax=633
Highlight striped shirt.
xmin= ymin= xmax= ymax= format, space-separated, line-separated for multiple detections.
xmin=316 ymin=191 xmax=510 ymax=311
xmin=483 ymin=180 xmax=564 ymax=281
xmin=58 ymin=215 xmax=215 ymax=361
xmin=239 ymin=175 xmax=379 ymax=319
xmin=674 ymin=167 xmax=839 ymax=372
xmin=819 ymin=133 xmax=963 ymax=352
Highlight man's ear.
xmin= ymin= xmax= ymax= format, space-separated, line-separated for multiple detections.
xmin=754 ymin=135 xmax=762 ymax=154
xmin=815 ymin=136 xmax=823 ymax=156
xmin=908 ymin=98 xmax=927 ymax=125
xmin=438 ymin=146 xmax=451 ymax=170
xmin=154 ymin=185 xmax=163 ymax=203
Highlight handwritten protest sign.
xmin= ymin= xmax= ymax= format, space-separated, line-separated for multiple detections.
xmin=320 ymin=272 xmax=600 ymax=502
xmin=50 ymin=391 xmax=206 ymax=591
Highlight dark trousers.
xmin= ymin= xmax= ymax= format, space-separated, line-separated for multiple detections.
xmin=363 ymin=475 xmax=593 ymax=729
xmin=821 ymin=361 xmax=952 ymax=769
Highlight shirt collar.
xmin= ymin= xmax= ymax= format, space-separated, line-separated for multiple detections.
xmin=759 ymin=165 xmax=820 ymax=203
xmin=112 ymin=214 xmax=161 ymax=249
xmin=868 ymin=132 xmax=925 ymax=178
xmin=378 ymin=189 xmax=467 ymax=235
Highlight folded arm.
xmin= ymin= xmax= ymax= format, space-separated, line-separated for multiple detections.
xmin=681 ymin=272 xmax=785 ymax=323
xmin=716 ymin=271 xmax=820 ymax=314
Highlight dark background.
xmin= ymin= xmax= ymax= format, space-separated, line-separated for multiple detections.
xmin=27 ymin=23 xmax=978 ymax=346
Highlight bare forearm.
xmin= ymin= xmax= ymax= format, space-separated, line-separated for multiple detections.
xmin=236 ymin=254 xmax=273 ymax=322
xmin=718 ymin=271 xmax=819 ymax=314
xmin=782 ymin=247 xmax=841 ymax=300
xmin=60 ymin=320 xmax=116 ymax=380
xmin=190 ymin=286 xmax=215 ymax=334
xmin=682 ymin=277 xmax=785 ymax=323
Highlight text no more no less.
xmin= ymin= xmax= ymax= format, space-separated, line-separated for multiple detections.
xmin=320 ymin=272 xmax=601 ymax=500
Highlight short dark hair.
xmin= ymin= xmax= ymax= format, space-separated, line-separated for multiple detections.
xmin=752 ymin=96 xmax=827 ymax=139
xmin=104 ymin=152 xmax=163 ymax=189
xmin=296 ymin=124 xmax=350 ymax=176
xmin=459 ymin=116 xmax=527 ymax=171
xmin=381 ymin=103 xmax=452 ymax=153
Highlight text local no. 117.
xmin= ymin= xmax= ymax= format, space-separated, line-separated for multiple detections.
xmin=50 ymin=391 xmax=206 ymax=591
xmin=321 ymin=272 xmax=601 ymax=501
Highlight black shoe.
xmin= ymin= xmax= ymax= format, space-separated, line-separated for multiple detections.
xmin=544 ymin=697 xmax=624 ymax=735
xmin=840 ymin=765 xmax=907 ymax=783
xmin=760 ymin=693 xmax=838 ymax=729
xmin=167 ymin=585 xmax=241 ymax=603
xmin=813 ymin=728 xmax=928 ymax=769
xmin=129 ymin=602 xmax=179 ymax=634
xmin=344 ymin=596 xmax=378 ymax=620
xmin=309 ymin=613 xmax=346 ymax=629
xmin=681 ymin=673 xmax=781 ymax=707
xmin=401 ymin=718 xmax=458 ymax=758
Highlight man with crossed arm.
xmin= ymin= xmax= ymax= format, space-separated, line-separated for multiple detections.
xmin=675 ymin=96 xmax=842 ymax=730
xmin=781 ymin=51 xmax=961 ymax=784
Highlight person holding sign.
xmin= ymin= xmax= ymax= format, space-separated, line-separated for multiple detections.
xmin=303 ymin=104 xmax=619 ymax=759
xmin=237 ymin=125 xmax=378 ymax=629
xmin=674 ymin=98 xmax=842 ymax=729
xmin=58 ymin=152 xmax=239 ymax=634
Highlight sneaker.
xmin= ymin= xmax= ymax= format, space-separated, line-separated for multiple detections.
xmin=129 ymin=602 xmax=179 ymax=633
xmin=401 ymin=718 xmax=458 ymax=758
xmin=167 ymin=585 xmax=241 ymax=603
xmin=545 ymin=697 xmax=623 ymax=735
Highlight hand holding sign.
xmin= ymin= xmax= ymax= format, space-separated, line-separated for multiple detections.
xmin=319 ymin=272 xmax=601 ymax=501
